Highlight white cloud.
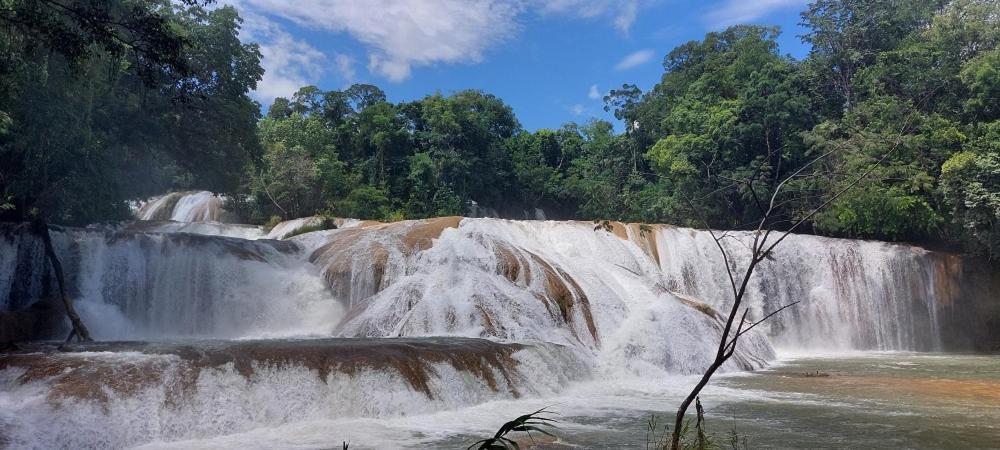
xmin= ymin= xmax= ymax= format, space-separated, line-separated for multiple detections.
xmin=334 ymin=53 xmax=356 ymax=83
xmin=238 ymin=0 xmax=520 ymax=82
xmin=615 ymin=49 xmax=655 ymax=71
xmin=704 ymin=0 xmax=808 ymax=29
xmin=540 ymin=0 xmax=643 ymax=33
xmin=229 ymin=0 xmax=660 ymax=83
xmin=569 ymin=103 xmax=587 ymax=116
xmin=238 ymin=11 xmax=328 ymax=103
xmin=588 ymin=84 xmax=600 ymax=100
xmin=613 ymin=1 xmax=638 ymax=33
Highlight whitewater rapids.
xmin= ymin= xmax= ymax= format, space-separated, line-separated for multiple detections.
xmin=1 ymin=191 xmax=993 ymax=448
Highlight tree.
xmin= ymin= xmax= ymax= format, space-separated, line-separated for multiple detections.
xmin=404 ymin=90 xmax=520 ymax=211
xmin=252 ymin=143 xmax=322 ymax=219
xmin=603 ymin=83 xmax=642 ymax=122
xmin=667 ymin=103 xmax=923 ymax=449
xmin=267 ymin=97 xmax=293 ymax=119
xmin=642 ymin=25 xmax=815 ymax=229
xmin=1 ymin=0 xmax=260 ymax=343
xmin=799 ymin=0 xmax=942 ymax=114
xmin=564 ymin=120 xmax=636 ymax=219
xmin=807 ymin=97 xmax=955 ymax=241
xmin=0 ymin=2 xmax=263 ymax=224
xmin=940 ymin=124 xmax=1000 ymax=259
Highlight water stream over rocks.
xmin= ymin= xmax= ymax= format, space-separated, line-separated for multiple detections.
xmin=1 ymin=191 xmax=997 ymax=448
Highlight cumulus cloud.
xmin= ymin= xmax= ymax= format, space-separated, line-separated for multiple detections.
xmin=237 ymin=0 xmax=520 ymax=82
xmin=615 ymin=49 xmax=655 ymax=71
xmin=704 ymin=0 xmax=808 ymax=29
xmin=588 ymin=84 xmax=601 ymax=100
xmin=229 ymin=0 xmax=660 ymax=83
xmin=569 ymin=103 xmax=588 ymax=116
xmin=237 ymin=10 xmax=328 ymax=103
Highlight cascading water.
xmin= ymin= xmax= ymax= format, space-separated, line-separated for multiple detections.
xmin=0 ymin=203 xmax=990 ymax=448
xmin=136 ymin=191 xmax=225 ymax=223
xmin=645 ymin=227 xmax=947 ymax=351
xmin=0 ymin=225 xmax=341 ymax=340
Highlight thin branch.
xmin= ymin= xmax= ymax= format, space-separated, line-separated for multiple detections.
xmin=723 ymin=301 xmax=800 ymax=355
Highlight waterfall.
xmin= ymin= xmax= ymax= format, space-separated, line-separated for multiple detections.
xmin=136 ymin=191 xmax=225 ymax=222
xmin=302 ymin=218 xmax=771 ymax=376
xmin=1 ymin=210 xmax=990 ymax=448
xmin=265 ymin=216 xmax=324 ymax=239
xmin=128 ymin=221 xmax=266 ymax=240
xmin=1 ymin=217 xmax=975 ymax=352
xmin=1 ymin=217 xmax=976 ymax=352
xmin=0 ymin=339 xmax=586 ymax=449
xmin=645 ymin=227 xmax=947 ymax=351
xmin=0 ymin=225 xmax=342 ymax=340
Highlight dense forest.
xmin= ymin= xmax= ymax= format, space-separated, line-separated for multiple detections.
xmin=1 ymin=0 xmax=998 ymax=259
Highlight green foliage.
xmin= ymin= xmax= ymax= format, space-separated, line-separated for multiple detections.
xmin=251 ymin=142 xmax=322 ymax=220
xmin=961 ymin=48 xmax=1000 ymax=121
xmin=332 ymin=185 xmax=394 ymax=220
xmin=941 ymin=144 xmax=1000 ymax=259
xmin=0 ymin=1 xmax=262 ymax=224
xmin=262 ymin=215 xmax=283 ymax=233
xmin=284 ymin=216 xmax=336 ymax=239
xmin=639 ymin=25 xmax=815 ymax=228
xmin=3 ymin=0 xmax=999 ymax=262
xmin=468 ymin=408 xmax=558 ymax=450
xmin=646 ymin=413 xmax=747 ymax=450
xmin=234 ymin=0 xmax=998 ymax=261
xmin=804 ymin=95 xmax=957 ymax=241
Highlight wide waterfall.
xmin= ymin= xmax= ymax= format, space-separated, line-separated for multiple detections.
xmin=1 ymin=197 xmax=995 ymax=448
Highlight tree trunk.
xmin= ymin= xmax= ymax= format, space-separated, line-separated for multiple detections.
xmin=30 ymin=219 xmax=92 ymax=342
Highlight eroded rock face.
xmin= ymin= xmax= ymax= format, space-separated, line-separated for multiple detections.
xmin=6 ymin=213 xmax=999 ymax=371
xmin=1 ymin=338 xmax=526 ymax=403
xmin=929 ymin=254 xmax=1000 ymax=352
xmin=0 ymin=338 xmax=587 ymax=448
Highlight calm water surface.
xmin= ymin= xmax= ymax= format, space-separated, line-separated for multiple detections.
xmin=427 ymin=352 xmax=1000 ymax=449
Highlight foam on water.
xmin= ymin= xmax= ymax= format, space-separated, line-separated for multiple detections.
xmin=0 ymin=340 xmax=587 ymax=449
xmin=0 ymin=208 xmax=985 ymax=448
xmin=648 ymin=227 xmax=945 ymax=351
xmin=136 ymin=192 xmax=224 ymax=223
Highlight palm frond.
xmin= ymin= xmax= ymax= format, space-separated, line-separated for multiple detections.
xmin=468 ymin=407 xmax=559 ymax=450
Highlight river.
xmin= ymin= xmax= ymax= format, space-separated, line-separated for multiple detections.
xmin=1 ymin=191 xmax=997 ymax=449
xmin=102 ymin=352 xmax=996 ymax=449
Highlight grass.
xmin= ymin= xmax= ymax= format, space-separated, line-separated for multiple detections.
xmin=284 ymin=216 xmax=335 ymax=238
xmin=262 ymin=215 xmax=283 ymax=233
xmin=646 ymin=397 xmax=752 ymax=450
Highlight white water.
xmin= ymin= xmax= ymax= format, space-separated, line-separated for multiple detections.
xmin=0 ymin=227 xmax=341 ymax=340
xmin=136 ymin=192 xmax=224 ymax=223
xmin=0 ymin=208 xmax=972 ymax=448
xmin=308 ymin=218 xmax=772 ymax=375
xmin=129 ymin=221 xmax=266 ymax=240
xmin=264 ymin=217 xmax=323 ymax=240
xmin=0 ymin=341 xmax=588 ymax=449
xmin=648 ymin=227 xmax=945 ymax=351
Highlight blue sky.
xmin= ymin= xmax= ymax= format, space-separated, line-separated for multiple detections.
xmin=228 ymin=0 xmax=813 ymax=131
